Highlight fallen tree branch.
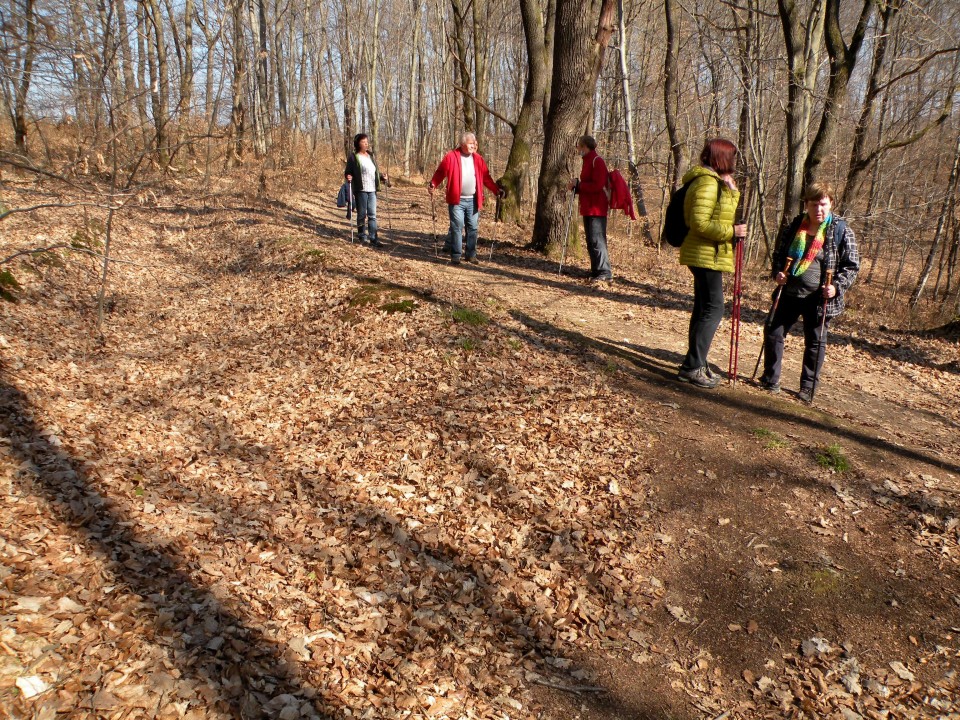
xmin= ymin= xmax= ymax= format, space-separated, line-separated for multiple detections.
xmin=530 ymin=677 xmax=607 ymax=695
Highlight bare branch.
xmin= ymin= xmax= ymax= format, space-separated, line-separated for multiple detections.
xmin=453 ymin=85 xmax=517 ymax=131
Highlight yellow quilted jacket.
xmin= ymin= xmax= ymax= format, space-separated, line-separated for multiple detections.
xmin=678 ymin=166 xmax=741 ymax=273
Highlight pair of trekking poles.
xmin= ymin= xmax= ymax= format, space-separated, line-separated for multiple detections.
xmin=727 ymin=245 xmax=833 ymax=397
xmin=730 ymin=213 xmax=831 ymax=398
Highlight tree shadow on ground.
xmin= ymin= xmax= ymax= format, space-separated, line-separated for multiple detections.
xmin=509 ymin=310 xmax=960 ymax=477
xmin=0 ymin=377 xmax=333 ymax=719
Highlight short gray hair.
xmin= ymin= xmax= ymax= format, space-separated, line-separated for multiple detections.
xmin=459 ymin=132 xmax=477 ymax=146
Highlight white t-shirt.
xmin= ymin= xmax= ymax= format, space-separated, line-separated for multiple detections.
xmin=459 ymin=153 xmax=476 ymax=197
xmin=357 ymin=153 xmax=377 ymax=192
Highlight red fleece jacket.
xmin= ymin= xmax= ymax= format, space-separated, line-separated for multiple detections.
xmin=577 ymin=150 xmax=609 ymax=217
xmin=430 ymin=149 xmax=500 ymax=209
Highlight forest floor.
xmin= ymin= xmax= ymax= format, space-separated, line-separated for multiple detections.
xmin=1 ymin=176 xmax=959 ymax=720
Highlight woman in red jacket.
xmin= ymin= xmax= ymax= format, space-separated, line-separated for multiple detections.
xmin=568 ymin=135 xmax=612 ymax=282
xmin=429 ymin=133 xmax=504 ymax=265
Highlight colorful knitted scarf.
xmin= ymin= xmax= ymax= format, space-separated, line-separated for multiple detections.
xmin=788 ymin=214 xmax=830 ymax=276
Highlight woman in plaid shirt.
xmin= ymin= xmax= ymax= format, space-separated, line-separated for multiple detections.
xmin=759 ymin=183 xmax=861 ymax=403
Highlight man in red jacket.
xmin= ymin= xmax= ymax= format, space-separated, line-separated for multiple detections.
xmin=568 ymin=135 xmax=612 ymax=282
xmin=429 ymin=132 xmax=504 ymax=265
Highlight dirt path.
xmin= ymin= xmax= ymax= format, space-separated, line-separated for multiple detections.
xmin=2 ymin=181 xmax=958 ymax=719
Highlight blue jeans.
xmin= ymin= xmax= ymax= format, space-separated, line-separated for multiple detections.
xmin=355 ymin=191 xmax=377 ymax=243
xmin=447 ymin=195 xmax=479 ymax=260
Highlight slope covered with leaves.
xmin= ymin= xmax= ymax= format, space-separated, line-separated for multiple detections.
xmin=1 ymin=179 xmax=958 ymax=719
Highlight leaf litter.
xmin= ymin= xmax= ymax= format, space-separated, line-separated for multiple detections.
xmin=0 ymin=184 xmax=958 ymax=719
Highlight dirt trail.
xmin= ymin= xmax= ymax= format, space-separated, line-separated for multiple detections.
xmin=291 ymin=185 xmax=960 ymax=716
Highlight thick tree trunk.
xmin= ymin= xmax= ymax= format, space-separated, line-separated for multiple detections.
xmin=227 ymin=0 xmax=246 ymax=167
xmin=249 ymin=0 xmax=270 ymax=157
xmin=144 ymin=0 xmax=171 ymax=167
xmin=777 ymin=0 xmax=825 ymax=223
xmin=531 ymin=0 xmax=616 ymax=252
xmin=498 ymin=0 xmax=548 ymax=223
xmin=803 ymin=0 xmax=873 ymax=193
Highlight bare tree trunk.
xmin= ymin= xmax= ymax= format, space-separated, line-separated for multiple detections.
xmin=803 ymin=0 xmax=873 ymax=192
xmin=403 ymin=2 xmax=422 ymax=177
xmin=450 ymin=0 xmax=474 ymax=135
xmin=227 ymin=0 xmax=246 ymax=167
xmin=616 ymin=0 xmax=652 ymax=244
xmin=531 ymin=0 xmax=616 ymax=252
xmin=144 ymin=0 xmax=171 ymax=167
xmin=248 ymin=0 xmax=270 ymax=157
xmin=777 ymin=0 xmax=825 ymax=223
xmin=499 ymin=0 xmax=549 ymax=222
xmin=911 ymin=132 xmax=960 ymax=307
xmin=364 ymin=0 xmax=381 ymax=146
xmin=471 ymin=0 xmax=489 ymax=149
xmin=11 ymin=0 xmax=37 ymax=154
xmin=663 ymin=0 xmax=683 ymax=189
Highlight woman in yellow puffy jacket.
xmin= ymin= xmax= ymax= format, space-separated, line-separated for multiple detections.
xmin=676 ymin=138 xmax=746 ymax=388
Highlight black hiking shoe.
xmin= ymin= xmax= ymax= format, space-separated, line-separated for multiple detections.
xmin=759 ymin=379 xmax=781 ymax=394
xmin=797 ymin=388 xmax=814 ymax=404
xmin=370 ymin=239 xmax=384 ymax=248
xmin=451 ymin=258 xmax=462 ymax=266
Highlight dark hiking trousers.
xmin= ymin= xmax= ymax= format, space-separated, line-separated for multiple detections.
xmin=761 ymin=292 xmax=829 ymax=391
xmin=583 ymin=215 xmax=612 ymax=279
xmin=681 ymin=266 xmax=724 ymax=372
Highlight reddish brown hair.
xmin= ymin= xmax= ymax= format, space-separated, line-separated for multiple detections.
xmin=699 ymin=138 xmax=738 ymax=175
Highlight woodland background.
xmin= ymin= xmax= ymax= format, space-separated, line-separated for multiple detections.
xmin=3 ymin=2 xmax=960 ymax=719
xmin=1 ymin=0 xmax=960 ymax=324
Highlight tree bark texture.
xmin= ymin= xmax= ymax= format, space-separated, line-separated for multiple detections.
xmin=531 ymin=0 xmax=616 ymax=253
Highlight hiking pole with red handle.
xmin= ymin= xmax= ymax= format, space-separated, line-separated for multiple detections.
xmin=751 ymin=257 xmax=794 ymax=381
xmin=809 ymin=269 xmax=834 ymax=401
xmin=558 ymin=185 xmax=577 ymax=275
xmin=727 ymin=233 xmax=745 ymax=385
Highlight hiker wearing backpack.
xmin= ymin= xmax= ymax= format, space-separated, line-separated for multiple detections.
xmin=568 ymin=135 xmax=613 ymax=283
xmin=758 ymin=183 xmax=860 ymax=403
xmin=344 ymin=133 xmax=390 ymax=248
xmin=676 ymin=138 xmax=747 ymax=389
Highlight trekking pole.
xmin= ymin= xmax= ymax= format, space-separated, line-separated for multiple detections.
xmin=809 ymin=269 xmax=834 ymax=401
xmin=383 ymin=145 xmax=393 ymax=231
xmin=429 ymin=190 xmax=439 ymax=258
xmin=751 ymin=257 xmax=794 ymax=381
xmin=558 ymin=188 xmax=577 ymax=275
xmin=488 ymin=192 xmax=503 ymax=261
xmin=346 ymin=180 xmax=354 ymax=243
xmin=728 ymin=236 xmax=745 ymax=385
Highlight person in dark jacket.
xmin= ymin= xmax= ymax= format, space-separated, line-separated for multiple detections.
xmin=428 ymin=132 xmax=504 ymax=265
xmin=759 ymin=182 xmax=861 ymax=403
xmin=344 ymin=133 xmax=389 ymax=247
xmin=568 ymin=135 xmax=612 ymax=282
xmin=677 ymin=138 xmax=747 ymax=388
